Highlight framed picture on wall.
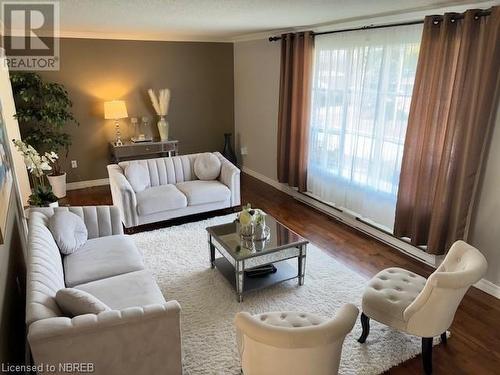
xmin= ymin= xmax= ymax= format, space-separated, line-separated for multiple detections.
xmin=0 ymin=102 xmax=13 ymax=244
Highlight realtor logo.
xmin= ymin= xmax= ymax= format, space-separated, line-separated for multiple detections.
xmin=1 ymin=1 xmax=60 ymax=70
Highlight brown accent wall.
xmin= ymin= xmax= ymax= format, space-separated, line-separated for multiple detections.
xmin=39 ymin=38 xmax=234 ymax=183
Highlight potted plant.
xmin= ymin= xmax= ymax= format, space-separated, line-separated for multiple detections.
xmin=12 ymin=139 xmax=59 ymax=207
xmin=10 ymin=72 xmax=78 ymax=198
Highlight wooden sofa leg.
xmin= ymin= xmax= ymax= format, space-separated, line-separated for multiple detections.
xmin=440 ymin=332 xmax=447 ymax=345
xmin=422 ymin=337 xmax=433 ymax=374
xmin=357 ymin=313 xmax=370 ymax=343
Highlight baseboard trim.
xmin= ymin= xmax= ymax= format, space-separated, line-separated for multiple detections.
xmin=242 ymin=166 xmax=500 ymax=299
xmin=474 ymin=279 xmax=500 ymax=299
xmin=66 ymin=178 xmax=110 ymax=191
xmin=242 ymin=167 xmax=438 ymax=266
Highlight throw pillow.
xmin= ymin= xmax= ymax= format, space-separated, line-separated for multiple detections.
xmin=49 ymin=211 xmax=88 ymax=255
xmin=125 ymin=163 xmax=150 ymax=192
xmin=56 ymin=288 xmax=110 ymax=317
xmin=194 ymin=153 xmax=222 ymax=180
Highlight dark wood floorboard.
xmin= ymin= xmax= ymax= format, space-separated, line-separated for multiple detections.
xmin=64 ymin=173 xmax=500 ymax=374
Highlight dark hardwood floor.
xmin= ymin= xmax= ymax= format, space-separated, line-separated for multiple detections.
xmin=64 ymin=173 xmax=500 ymax=374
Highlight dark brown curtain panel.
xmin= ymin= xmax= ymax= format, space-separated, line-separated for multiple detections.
xmin=277 ymin=31 xmax=314 ymax=192
xmin=394 ymin=7 xmax=500 ymax=254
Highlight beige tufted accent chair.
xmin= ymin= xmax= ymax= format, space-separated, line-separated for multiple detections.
xmin=234 ymin=304 xmax=358 ymax=375
xmin=358 ymin=240 xmax=487 ymax=374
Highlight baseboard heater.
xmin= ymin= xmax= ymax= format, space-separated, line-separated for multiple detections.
xmin=292 ymin=192 xmax=440 ymax=267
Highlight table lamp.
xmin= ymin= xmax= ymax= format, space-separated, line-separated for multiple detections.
xmin=104 ymin=100 xmax=128 ymax=146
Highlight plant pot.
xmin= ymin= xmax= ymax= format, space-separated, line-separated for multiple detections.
xmin=47 ymin=172 xmax=67 ymax=198
xmin=29 ymin=200 xmax=59 ymax=208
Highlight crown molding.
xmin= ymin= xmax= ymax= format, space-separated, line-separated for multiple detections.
xmin=231 ymin=0 xmax=497 ymax=42
xmin=56 ymin=30 xmax=234 ymax=43
xmin=3 ymin=0 xmax=496 ymax=44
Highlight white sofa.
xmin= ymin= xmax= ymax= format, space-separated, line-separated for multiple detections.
xmin=108 ymin=152 xmax=240 ymax=228
xmin=26 ymin=206 xmax=182 ymax=375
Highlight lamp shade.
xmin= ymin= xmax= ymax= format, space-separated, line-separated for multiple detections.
xmin=104 ymin=100 xmax=128 ymax=120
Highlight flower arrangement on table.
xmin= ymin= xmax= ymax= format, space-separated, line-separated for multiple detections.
xmin=147 ymin=88 xmax=171 ymax=141
xmin=12 ymin=139 xmax=59 ymax=206
xmin=236 ymin=203 xmax=269 ymax=241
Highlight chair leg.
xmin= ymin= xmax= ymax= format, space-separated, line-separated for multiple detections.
xmin=422 ymin=337 xmax=433 ymax=374
xmin=357 ymin=312 xmax=370 ymax=343
xmin=440 ymin=332 xmax=447 ymax=345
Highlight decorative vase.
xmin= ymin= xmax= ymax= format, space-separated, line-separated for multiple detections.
xmin=253 ymin=223 xmax=269 ymax=241
xmin=222 ymin=133 xmax=237 ymax=165
xmin=240 ymin=223 xmax=254 ymax=240
xmin=253 ymin=238 xmax=266 ymax=251
xmin=47 ymin=172 xmax=67 ymax=198
xmin=141 ymin=117 xmax=153 ymax=141
xmin=157 ymin=116 xmax=169 ymax=141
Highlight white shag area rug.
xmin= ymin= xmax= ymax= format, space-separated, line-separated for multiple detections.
xmin=132 ymin=214 xmax=430 ymax=375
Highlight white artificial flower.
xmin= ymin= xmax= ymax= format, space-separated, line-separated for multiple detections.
xmin=12 ymin=139 xmax=57 ymax=178
xmin=40 ymin=161 xmax=51 ymax=171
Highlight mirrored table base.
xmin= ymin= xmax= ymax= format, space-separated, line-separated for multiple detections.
xmin=208 ymin=235 xmax=307 ymax=302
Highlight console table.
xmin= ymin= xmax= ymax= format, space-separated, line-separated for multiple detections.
xmin=109 ymin=140 xmax=179 ymax=162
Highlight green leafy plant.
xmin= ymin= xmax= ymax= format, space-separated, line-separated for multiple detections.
xmin=10 ymin=72 xmax=78 ymax=175
xmin=28 ymin=185 xmax=58 ymax=206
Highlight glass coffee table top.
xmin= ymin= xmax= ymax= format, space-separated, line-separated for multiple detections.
xmin=206 ymin=215 xmax=308 ymax=261
xmin=207 ymin=213 xmax=309 ymax=302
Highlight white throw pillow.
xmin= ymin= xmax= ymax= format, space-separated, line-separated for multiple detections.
xmin=49 ymin=211 xmax=88 ymax=255
xmin=194 ymin=153 xmax=221 ymax=180
xmin=56 ymin=288 xmax=110 ymax=317
xmin=125 ymin=163 xmax=150 ymax=192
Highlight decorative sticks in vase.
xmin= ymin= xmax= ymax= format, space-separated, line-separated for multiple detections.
xmin=148 ymin=88 xmax=171 ymax=141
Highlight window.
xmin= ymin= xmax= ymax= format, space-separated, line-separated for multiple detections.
xmin=307 ymin=24 xmax=422 ymax=230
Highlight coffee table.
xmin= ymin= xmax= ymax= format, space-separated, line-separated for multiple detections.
xmin=206 ymin=215 xmax=308 ymax=302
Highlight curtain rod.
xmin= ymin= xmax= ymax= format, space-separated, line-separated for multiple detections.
xmin=268 ymin=8 xmax=492 ymax=42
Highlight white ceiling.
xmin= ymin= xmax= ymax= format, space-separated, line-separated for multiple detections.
xmin=50 ymin=0 xmax=494 ymax=41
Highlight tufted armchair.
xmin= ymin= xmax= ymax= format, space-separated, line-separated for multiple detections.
xmin=234 ymin=304 xmax=358 ymax=375
xmin=358 ymin=240 xmax=487 ymax=374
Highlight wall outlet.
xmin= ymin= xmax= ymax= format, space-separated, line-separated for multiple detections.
xmin=71 ymin=160 xmax=78 ymax=169
xmin=240 ymin=146 xmax=248 ymax=155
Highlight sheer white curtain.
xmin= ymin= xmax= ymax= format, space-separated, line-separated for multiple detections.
xmin=307 ymin=24 xmax=422 ymax=230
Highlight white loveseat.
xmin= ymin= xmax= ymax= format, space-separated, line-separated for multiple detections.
xmin=108 ymin=152 xmax=240 ymax=228
xmin=26 ymin=206 xmax=182 ymax=375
